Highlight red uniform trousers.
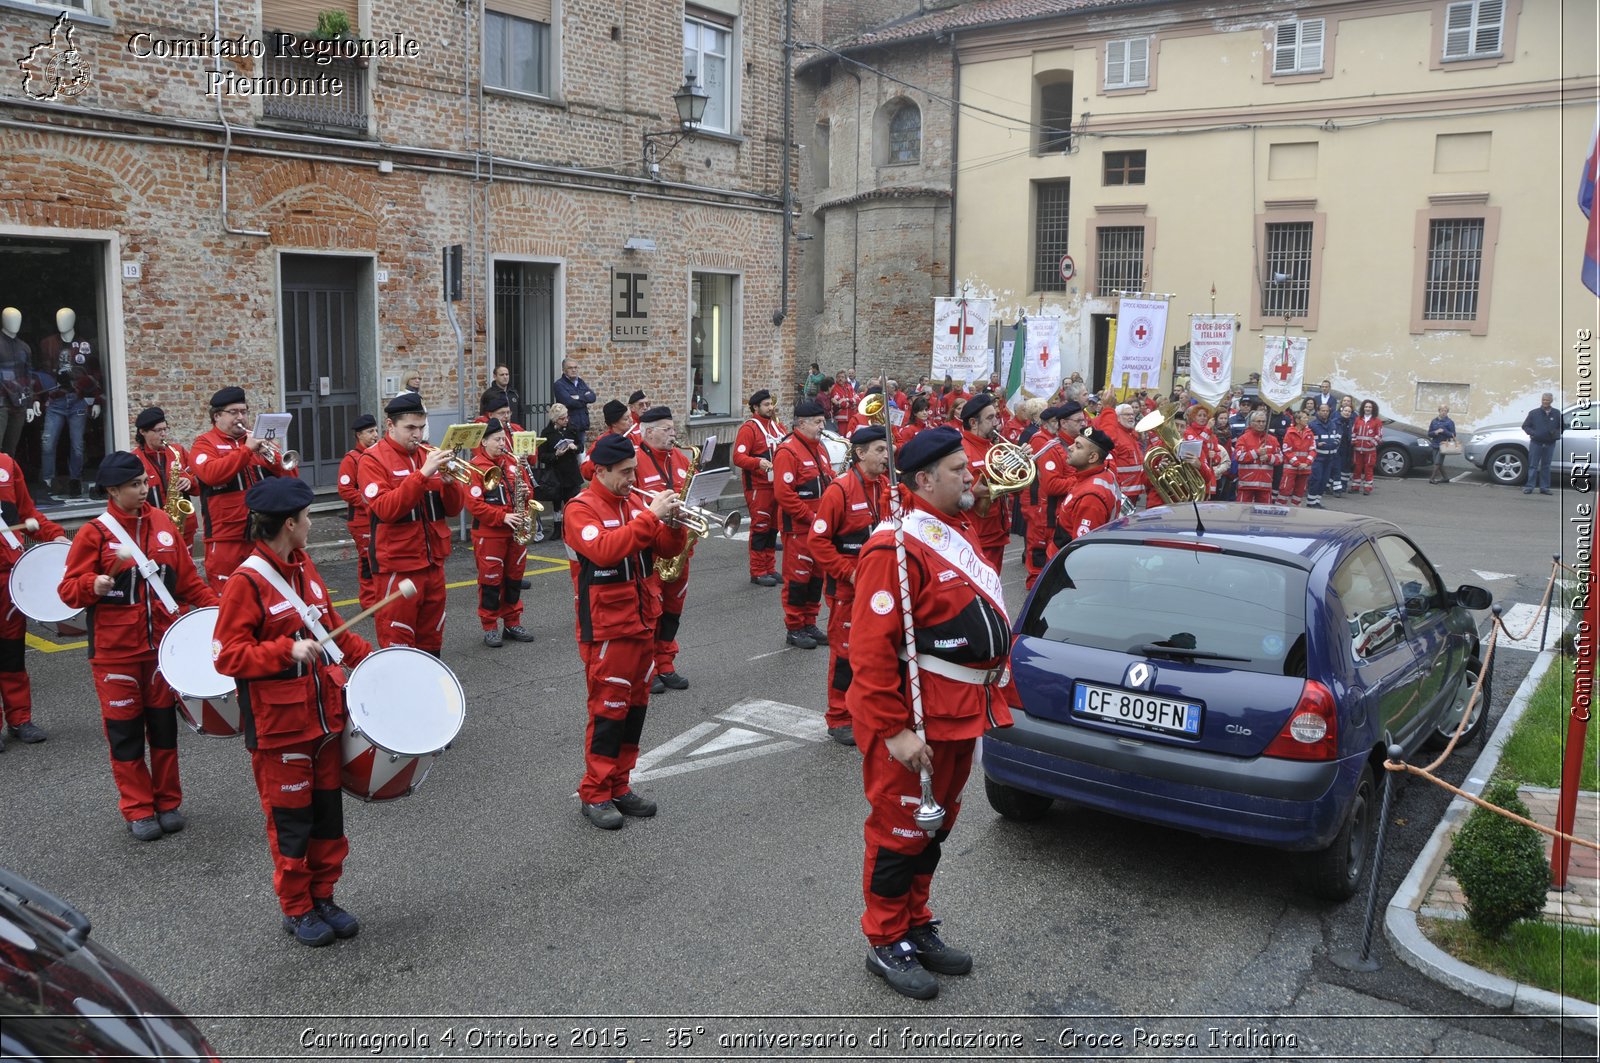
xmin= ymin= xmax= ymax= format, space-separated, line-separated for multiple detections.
xmin=203 ymin=537 xmax=253 ymax=593
xmin=653 ymin=562 xmax=690 ymax=674
xmin=471 ymin=530 xmax=527 ymax=630
xmin=781 ymin=528 xmax=824 ymax=631
xmin=0 ymin=585 xmax=33 ymax=728
xmin=980 ymin=543 xmax=1005 ymax=572
xmin=823 ymin=586 xmax=855 ymax=728
xmin=743 ymin=485 xmax=778 ymax=578
xmin=1352 ymin=450 xmax=1377 ymax=491
xmin=346 ymin=520 xmax=379 ymax=610
xmin=859 ymin=737 xmax=975 ymax=945
xmin=92 ymin=659 xmax=181 ymax=822
xmin=249 ymin=734 xmax=348 ymax=917
xmin=1277 ymin=470 xmax=1310 ymax=506
xmin=376 ymin=567 xmax=447 ymax=653
xmin=576 ymin=636 xmax=654 ymax=804
xmin=1237 ymin=486 xmax=1273 ymax=504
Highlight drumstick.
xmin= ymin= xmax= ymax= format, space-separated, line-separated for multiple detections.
xmin=3 ymin=518 xmax=39 ymax=534
xmin=315 ymin=578 xmax=416 ymax=648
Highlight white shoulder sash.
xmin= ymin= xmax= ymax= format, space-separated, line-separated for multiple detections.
xmin=237 ymin=555 xmax=343 ymax=664
xmin=897 ymin=509 xmax=1010 ymax=627
xmin=95 ymin=513 xmax=178 ymax=615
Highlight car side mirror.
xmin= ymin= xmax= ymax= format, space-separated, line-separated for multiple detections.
xmin=1454 ymin=584 xmax=1492 ymax=611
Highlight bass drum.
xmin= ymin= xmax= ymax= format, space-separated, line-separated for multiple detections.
xmin=340 ymin=647 xmax=466 ymax=802
xmin=157 ymin=607 xmax=240 ymax=738
xmin=7 ymin=542 xmax=80 ymax=624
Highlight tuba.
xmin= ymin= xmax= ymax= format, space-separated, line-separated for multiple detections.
xmin=1135 ymin=402 xmax=1209 ymax=505
xmin=164 ymin=446 xmax=194 ymax=530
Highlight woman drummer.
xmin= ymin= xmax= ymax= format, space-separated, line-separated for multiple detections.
xmin=213 ymin=477 xmax=371 ymax=948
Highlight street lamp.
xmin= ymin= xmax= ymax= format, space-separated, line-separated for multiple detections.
xmin=643 ymin=74 xmax=711 ymax=180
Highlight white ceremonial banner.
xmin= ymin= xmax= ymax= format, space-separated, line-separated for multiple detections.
xmin=1260 ymin=335 xmax=1308 ymax=411
xmin=931 ymin=298 xmax=995 ymax=387
xmin=1110 ymin=297 xmax=1169 ymax=389
xmin=1022 ymin=316 xmax=1062 ymax=400
xmin=1188 ymin=315 xmax=1236 ymax=408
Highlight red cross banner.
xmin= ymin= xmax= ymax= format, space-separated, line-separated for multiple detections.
xmin=1188 ymin=314 xmax=1236 ymax=409
xmin=931 ymin=297 xmax=995 ymax=386
xmin=1022 ymin=314 xmax=1062 ymax=399
xmin=1260 ymin=334 xmax=1309 ymax=411
xmin=1110 ymin=296 xmax=1169 ymax=390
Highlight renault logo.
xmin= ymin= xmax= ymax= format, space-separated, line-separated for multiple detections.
xmin=1125 ymin=662 xmax=1154 ymax=690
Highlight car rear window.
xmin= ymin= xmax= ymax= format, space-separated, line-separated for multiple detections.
xmin=1022 ymin=541 xmax=1309 ymax=676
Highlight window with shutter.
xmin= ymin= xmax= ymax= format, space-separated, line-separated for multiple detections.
xmin=1273 ymin=19 xmax=1324 ymax=75
xmin=1444 ymin=0 xmax=1502 ymax=60
xmin=1105 ymin=37 xmax=1149 ymax=89
xmin=262 ymin=0 xmax=359 ymax=36
xmin=485 ymin=1 xmax=555 ymax=97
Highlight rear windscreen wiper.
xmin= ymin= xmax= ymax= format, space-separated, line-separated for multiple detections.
xmin=1135 ymin=642 xmax=1251 ymax=662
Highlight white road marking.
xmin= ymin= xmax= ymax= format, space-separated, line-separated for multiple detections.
xmin=1495 ymin=603 xmax=1571 ymax=652
xmin=630 ymin=699 xmax=829 ymax=783
xmin=632 ymin=740 xmax=801 ymax=782
xmin=748 ymin=647 xmax=791 ymax=661
xmin=692 ymin=726 xmax=767 ymax=756
xmin=632 ymin=721 xmax=718 ymax=772
xmin=1471 ymin=570 xmax=1516 ymax=581
xmin=719 ymin=698 xmax=828 ymax=741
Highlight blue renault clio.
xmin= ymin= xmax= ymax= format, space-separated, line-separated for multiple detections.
xmin=983 ymin=504 xmax=1491 ymax=900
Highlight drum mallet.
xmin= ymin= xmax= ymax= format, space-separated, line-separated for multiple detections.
xmin=3 ymin=518 xmax=39 ymax=535
xmin=315 ymin=578 xmax=416 ymax=648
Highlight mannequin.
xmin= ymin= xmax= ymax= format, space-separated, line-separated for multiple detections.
xmin=38 ymin=306 xmax=102 ymax=499
xmin=0 ymin=308 xmax=38 ymax=457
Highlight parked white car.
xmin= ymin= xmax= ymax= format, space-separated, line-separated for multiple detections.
xmin=1462 ymin=403 xmax=1598 ymax=487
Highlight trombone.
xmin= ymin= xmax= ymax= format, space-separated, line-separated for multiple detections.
xmin=629 ymin=487 xmax=742 ymax=538
xmin=419 ymin=443 xmax=501 ymax=490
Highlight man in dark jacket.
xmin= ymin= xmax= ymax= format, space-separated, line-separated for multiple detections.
xmin=1522 ymin=393 xmax=1562 ymax=495
xmin=481 ymin=365 xmax=520 ymax=424
xmin=552 ymin=358 xmax=597 ymax=445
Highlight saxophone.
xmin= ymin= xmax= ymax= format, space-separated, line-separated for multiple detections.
xmin=164 ymin=445 xmax=195 ymax=530
xmin=510 ymin=454 xmax=543 ymax=547
xmin=653 ymin=445 xmax=701 ymax=582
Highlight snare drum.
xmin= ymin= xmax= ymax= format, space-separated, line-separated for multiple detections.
xmin=820 ymin=431 xmax=850 ymax=475
xmin=7 ymin=542 xmax=80 ymax=624
xmin=340 ymin=647 xmax=466 ymax=802
xmin=157 ymin=607 xmax=240 ymax=738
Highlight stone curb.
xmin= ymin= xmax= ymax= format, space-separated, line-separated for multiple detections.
xmin=1384 ymin=648 xmax=1599 ymax=1034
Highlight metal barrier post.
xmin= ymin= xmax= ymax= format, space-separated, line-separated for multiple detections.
xmin=1331 ymin=743 xmax=1404 ymax=973
xmin=1539 ymin=555 xmax=1558 ymax=651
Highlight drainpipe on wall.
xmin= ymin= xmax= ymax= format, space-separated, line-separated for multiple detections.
xmin=213 ymin=0 xmax=268 ymax=238
xmin=845 ymin=60 xmax=862 ymax=371
xmin=947 ymin=34 xmax=958 ymax=301
xmin=773 ymin=0 xmax=794 ymax=328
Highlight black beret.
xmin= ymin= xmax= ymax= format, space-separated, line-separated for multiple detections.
xmin=1080 ymin=426 xmax=1116 ymax=455
xmin=639 ymin=405 xmax=673 ymax=424
xmin=896 ymin=425 xmax=963 ymax=476
xmin=850 ymin=425 xmax=886 ymax=447
xmin=1040 ymin=406 xmax=1060 ymax=421
xmin=794 ymin=399 xmax=825 ymax=418
xmin=209 ymin=386 xmax=246 ymax=409
xmin=134 ymin=407 xmax=166 ymax=431
xmin=960 ymin=393 xmax=995 ymax=423
xmin=589 ymin=433 xmax=634 ymax=467
xmin=480 ymin=389 xmax=509 ymax=414
xmin=96 ymin=451 xmax=147 ymax=488
xmin=1058 ymin=401 xmax=1084 ymax=420
xmin=351 ymin=414 xmax=377 ymax=433
xmin=246 ymin=476 xmax=316 ymax=516
xmin=385 ymin=391 xmax=426 ymax=417
xmin=864 ymin=384 xmax=883 ymax=396
xmin=748 ymin=389 xmax=771 ymax=409
xmin=628 ymin=390 xmax=647 ymax=404
xmin=602 ymin=400 xmax=628 ymax=427
xmin=482 ymin=417 xmax=506 ymax=436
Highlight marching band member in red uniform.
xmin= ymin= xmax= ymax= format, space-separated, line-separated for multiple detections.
xmin=1096 ymin=402 xmax=1146 ymax=510
xmin=773 ymin=399 xmax=833 ymax=649
xmin=133 ymin=407 xmax=197 ymax=551
xmin=896 ymin=395 xmax=933 ymax=449
xmin=810 ymin=425 xmax=889 ymax=747
xmin=1050 ymin=428 xmax=1122 ymax=556
xmin=733 ymin=389 xmax=785 ymax=587
xmin=1232 ymin=409 xmax=1283 ymax=505
xmin=635 ymin=407 xmax=695 ymax=691
xmin=848 ymin=426 xmax=1014 ymax=1001
xmin=624 ymin=390 xmax=648 ymax=445
xmin=59 ymin=452 xmax=215 ymax=838
xmin=213 ymin=478 xmax=371 ymax=946
xmin=828 ymin=372 xmax=858 ymax=435
xmin=356 ymin=392 xmax=465 ymax=655
xmin=1022 ymin=404 xmax=1078 ymax=589
xmin=1182 ymin=404 xmax=1230 ymax=499
xmin=0 ymin=450 xmax=66 ymax=749
xmin=579 ymin=400 xmax=632 ymax=483
xmin=1277 ymin=409 xmax=1316 ymax=506
xmin=956 ymin=394 xmax=1011 ymax=573
xmin=563 ymin=434 xmax=687 ymax=830
xmin=191 ymin=387 xmax=298 ymax=591
xmin=336 ymin=415 xmax=380 ymax=610
xmin=1351 ymin=400 xmax=1383 ymax=495
xmin=465 ymin=418 xmax=536 ymax=648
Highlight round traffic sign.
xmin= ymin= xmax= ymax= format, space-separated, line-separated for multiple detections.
xmin=1059 ymin=254 xmax=1075 ymax=282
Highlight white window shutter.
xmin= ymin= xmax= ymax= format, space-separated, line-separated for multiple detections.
xmin=1301 ymin=19 xmax=1324 ymax=71
xmin=1274 ymin=24 xmax=1298 ymax=74
xmin=1107 ymin=39 xmax=1126 ymax=86
xmin=1475 ymin=0 xmax=1504 ymax=54
xmin=1129 ymin=37 xmax=1148 ymax=84
xmin=1444 ymin=1 xmax=1473 ymax=58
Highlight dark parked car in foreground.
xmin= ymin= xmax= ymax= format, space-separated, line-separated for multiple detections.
xmin=984 ymin=505 xmax=1491 ymax=900
xmin=0 ymin=867 xmax=217 ymax=1061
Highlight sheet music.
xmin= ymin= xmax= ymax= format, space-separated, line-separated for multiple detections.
xmin=683 ymin=467 xmax=732 ymax=509
xmin=251 ymin=413 xmax=292 ymax=442
xmin=698 ymin=435 xmax=716 ymax=466
xmin=436 ymin=423 xmax=487 ymax=452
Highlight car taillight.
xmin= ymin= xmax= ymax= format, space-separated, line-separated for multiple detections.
xmin=1262 ymin=680 xmax=1339 ymax=760
xmin=1002 ymin=636 xmax=1024 ymax=710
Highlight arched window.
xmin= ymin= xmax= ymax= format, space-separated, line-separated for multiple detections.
xmin=887 ymin=101 xmax=920 ymax=165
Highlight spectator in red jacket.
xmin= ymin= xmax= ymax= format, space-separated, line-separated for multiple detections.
xmin=336 ymin=415 xmax=380 ymax=609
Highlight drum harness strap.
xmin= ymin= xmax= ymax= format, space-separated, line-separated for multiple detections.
xmin=95 ymin=512 xmax=179 ymax=616
xmin=1 ymin=520 xmax=20 ymax=554
xmin=237 ymin=555 xmax=344 ymax=666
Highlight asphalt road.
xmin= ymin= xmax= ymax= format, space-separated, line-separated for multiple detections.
xmin=0 ymin=466 xmax=1593 ymax=1062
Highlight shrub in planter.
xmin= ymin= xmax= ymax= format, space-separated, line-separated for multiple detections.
xmin=1446 ymin=779 xmax=1551 ymax=939
xmin=315 ymin=10 xmax=353 ymax=40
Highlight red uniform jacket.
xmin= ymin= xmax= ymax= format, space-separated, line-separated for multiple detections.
xmin=847 ymin=494 xmax=1014 ymax=744
xmin=894 ymin=420 xmax=927 ymax=449
xmin=465 ymin=450 xmax=523 ymax=532
xmin=959 ymin=427 xmax=1011 ymax=552
xmin=1096 ymin=410 xmax=1146 ymax=500
xmin=337 ymin=446 xmax=368 ymax=524
xmin=1352 ymin=415 xmax=1382 ymax=454
xmin=733 ymin=415 xmax=785 ymax=494
xmin=810 ymin=467 xmax=887 ymax=600
xmin=0 ymin=454 xmax=64 ymax=575
xmin=1232 ymin=428 xmax=1283 ymax=492
xmin=637 ymin=442 xmax=692 ymax=500
xmin=191 ymin=427 xmax=296 ymax=543
xmin=828 ymin=383 xmax=858 ymax=421
xmin=1282 ymin=426 xmax=1316 ymax=471
xmin=562 ymin=481 xmax=687 ymax=643
xmin=772 ymin=433 xmax=833 ymax=540
xmin=1052 ymin=460 xmax=1119 ymax=551
xmin=213 ymin=545 xmax=371 ymax=750
xmin=356 ymin=435 xmax=466 ymax=574
xmin=134 ymin=443 xmax=194 ymax=522
xmin=1027 ymin=431 xmax=1077 ymax=522
xmin=59 ymin=504 xmax=215 ymax=663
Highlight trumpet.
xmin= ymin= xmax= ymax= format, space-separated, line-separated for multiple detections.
xmin=258 ymin=440 xmax=299 ymax=472
xmin=419 ymin=443 xmax=500 ymax=490
xmin=629 ymin=487 xmax=743 ymax=539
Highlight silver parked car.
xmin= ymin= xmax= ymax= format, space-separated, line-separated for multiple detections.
xmin=1463 ymin=403 xmax=1598 ymax=487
